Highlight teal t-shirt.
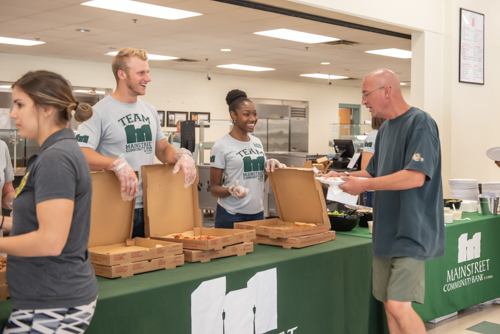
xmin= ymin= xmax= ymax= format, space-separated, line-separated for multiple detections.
xmin=366 ymin=107 xmax=445 ymax=261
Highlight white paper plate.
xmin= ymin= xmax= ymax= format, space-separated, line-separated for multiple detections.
xmin=486 ymin=147 xmax=500 ymax=161
xmin=316 ymin=177 xmax=346 ymax=186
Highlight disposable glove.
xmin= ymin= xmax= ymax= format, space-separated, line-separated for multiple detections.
xmin=172 ymin=148 xmax=197 ymax=188
xmin=107 ymin=154 xmax=139 ymax=201
xmin=228 ymin=180 xmax=248 ymax=199
xmin=264 ymin=158 xmax=287 ymax=172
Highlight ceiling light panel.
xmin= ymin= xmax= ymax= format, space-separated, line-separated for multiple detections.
xmin=81 ymin=1 xmax=202 ymax=20
xmin=365 ymin=48 xmax=412 ymax=59
xmin=254 ymin=29 xmax=339 ymax=44
xmin=0 ymin=37 xmax=45 ymax=46
xmin=105 ymin=51 xmax=178 ymax=60
xmin=217 ymin=64 xmax=275 ymax=72
xmin=300 ymin=74 xmax=349 ymax=80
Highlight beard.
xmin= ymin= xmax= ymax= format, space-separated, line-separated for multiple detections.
xmin=125 ymin=78 xmax=145 ymax=96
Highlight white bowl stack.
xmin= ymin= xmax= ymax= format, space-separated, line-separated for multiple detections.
xmin=461 ymin=200 xmax=478 ymax=212
xmin=448 ymin=179 xmax=479 ymax=201
xmin=481 ymin=182 xmax=500 ymax=197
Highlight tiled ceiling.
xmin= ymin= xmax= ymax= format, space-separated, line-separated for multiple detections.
xmin=0 ymin=0 xmax=412 ymax=87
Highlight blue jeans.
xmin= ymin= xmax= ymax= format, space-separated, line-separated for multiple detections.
xmin=214 ymin=203 xmax=264 ymax=229
xmin=133 ymin=208 xmax=145 ymax=238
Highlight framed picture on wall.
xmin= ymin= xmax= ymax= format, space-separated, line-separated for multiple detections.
xmin=190 ymin=112 xmax=210 ymax=127
xmin=157 ymin=110 xmax=166 ymax=127
xmin=166 ymin=111 xmax=188 ymax=127
xmin=459 ymin=8 xmax=485 ymax=84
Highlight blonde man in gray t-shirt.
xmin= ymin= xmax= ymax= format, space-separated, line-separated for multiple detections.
xmin=76 ymin=48 xmax=197 ymax=238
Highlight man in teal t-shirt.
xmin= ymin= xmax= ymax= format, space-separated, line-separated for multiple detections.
xmin=326 ymin=68 xmax=444 ymax=334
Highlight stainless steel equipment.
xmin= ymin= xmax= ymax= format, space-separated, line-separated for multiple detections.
xmin=197 ymin=164 xmax=218 ymax=211
xmin=268 ymin=119 xmax=289 ymax=152
xmin=253 ymin=104 xmax=308 ymax=152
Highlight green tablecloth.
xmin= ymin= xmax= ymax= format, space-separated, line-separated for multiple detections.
xmin=414 ymin=212 xmax=500 ymax=321
xmin=0 ymin=235 xmax=388 ymax=334
xmin=342 ymin=212 xmax=500 ymax=322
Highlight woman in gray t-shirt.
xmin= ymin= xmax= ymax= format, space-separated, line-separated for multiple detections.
xmin=210 ymin=90 xmax=285 ymax=228
xmin=3 ymin=71 xmax=98 ymax=333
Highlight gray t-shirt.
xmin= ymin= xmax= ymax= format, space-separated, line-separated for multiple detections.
xmin=210 ymin=134 xmax=266 ymax=214
xmin=363 ymin=129 xmax=378 ymax=154
xmin=366 ymin=107 xmax=445 ymax=261
xmin=76 ymin=95 xmax=165 ymax=208
xmin=8 ymin=129 xmax=98 ymax=309
xmin=0 ymin=140 xmax=14 ymax=205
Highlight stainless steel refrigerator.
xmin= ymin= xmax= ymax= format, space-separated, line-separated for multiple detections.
xmin=253 ymin=104 xmax=308 ymax=153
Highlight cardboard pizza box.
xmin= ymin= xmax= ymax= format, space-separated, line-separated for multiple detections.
xmin=91 ymin=254 xmax=184 ymax=279
xmin=253 ymin=231 xmax=336 ymax=249
xmin=0 ymin=284 xmax=8 ymax=301
xmin=88 ymin=171 xmax=184 ymax=275
xmin=142 ymin=164 xmax=255 ymax=250
xmin=183 ymin=242 xmax=253 ymax=263
xmin=235 ymin=168 xmax=331 ymax=239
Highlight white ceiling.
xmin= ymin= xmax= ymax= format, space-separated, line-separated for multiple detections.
xmin=0 ymin=0 xmax=412 ymax=87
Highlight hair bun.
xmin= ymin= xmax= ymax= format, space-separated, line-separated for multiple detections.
xmin=225 ymin=89 xmax=247 ymax=106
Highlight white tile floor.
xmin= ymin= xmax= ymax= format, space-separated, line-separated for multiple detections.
xmin=425 ymin=301 xmax=500 ymax=334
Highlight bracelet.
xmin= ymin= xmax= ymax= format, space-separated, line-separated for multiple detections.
xmin=0 ymin=216 xmax=4 ymax=230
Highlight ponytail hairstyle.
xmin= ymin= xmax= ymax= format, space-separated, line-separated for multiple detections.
xmin=225 ymin=89 xmax=252 ymax=115
xmin=11 ymin=70 xmax=92 ymax=125
xmin=371 ymin=116 xmax=387 ymax=130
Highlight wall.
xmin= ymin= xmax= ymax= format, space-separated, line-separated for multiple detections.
xmin=287 ymin=0 xmax=500 ymax=194
xmin=447 ymin=0 xmax=500 ymax=184
xmin=0 ymin=52 xmax=410 ymax=160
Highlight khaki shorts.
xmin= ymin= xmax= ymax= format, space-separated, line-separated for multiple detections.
xmin=372 ymin=255 xmax=425 ymax=304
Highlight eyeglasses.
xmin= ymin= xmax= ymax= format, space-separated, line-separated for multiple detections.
xmin=361 ymin=86 xmax=385 ymax=100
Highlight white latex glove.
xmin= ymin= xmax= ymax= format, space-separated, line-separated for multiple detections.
xmin=228 ymin=180 xmax=248 ymax=200
xmin=264 ymin=158 xmax=287 ymax=172
xmin=107 ymin=154 xmax=139 ymax=201
xmin=172 ymin=148 xmax=197 ymax=188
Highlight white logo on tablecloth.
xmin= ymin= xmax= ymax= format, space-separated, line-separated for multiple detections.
xmin=458 ymin=232 xmax=481 ymax=263
xmin=191 ymin=268 xmax=278 ymax=334
xmin=443 ymin=231 xmax=491 ymax=292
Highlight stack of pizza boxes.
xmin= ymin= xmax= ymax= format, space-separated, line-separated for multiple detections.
xmin=142 ymin=164 xmax=255 ymax=263
xmin=0 ymin=256 xmax=8 ymax=301
xmin=302 ymin=156 xmax=332 ymax=174
xmin=235 ymin=168 xmax=336 ymax=248
xmin=88 ymin=172 xmax=184 ymax=278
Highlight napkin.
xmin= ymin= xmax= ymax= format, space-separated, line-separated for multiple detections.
xmin=327 ymin=186 xmax=359 ymax=205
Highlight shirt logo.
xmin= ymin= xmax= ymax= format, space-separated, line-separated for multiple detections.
xmin=75 ymin=134 xmax=89 ymax=143
xmin=364 ymin=142 xmax=373 ymax=148
xmin=14 ymin=172 xmax=29 ymax=199
xmin=412 ymin=153 xmax=424 ymax=162
xmin=253 ymin=143 xmax=262 ymax=148
xmin=210 ymin=155 xmax=215 ymax=163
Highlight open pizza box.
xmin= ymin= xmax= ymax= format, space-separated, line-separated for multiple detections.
xmin=234 ymin=168 xmax=331 ymax=239
xmin=88 ymin=171 xmax=184 ymax=278
xmin=183 ymin=242 xmax=254 ymax=263
xmin=142 ymin=164 xmax=255 ymax=251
